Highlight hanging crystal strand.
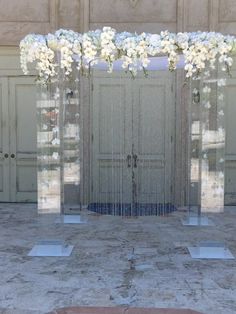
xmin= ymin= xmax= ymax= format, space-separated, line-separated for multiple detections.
xmin=92 ymin=70 xmax=99 ymax=215
xmin=200 ymin=67 xmax=210 ymax=213
xmin=58 ymin=56 xmax=65 ymax=216
xmin=117 ymin=72 xmax=121 ymax=217
xmin=78 ymin=71 xmax=83 ymax=210
xmin=106 ymin=70 xmax=109 ymax=216
xmin=133 ymin=76 xmax=137 ymax=217
xmin=91 ymin=71 xmax=96 ymax=215
xmin=163 ymin=73 xmax=166 ymax=216
xmin=139 ymin=75 xmax=145 ymax=216
xmin=108 ymin=72 xmax=112 ymax=216
xmin=216 ymin=58 xmax=226 ymax=212
xmin=155 ymin=129 xmax=159 ymax=216
xmin=116 ymin=72 xmax=120 ymax=216
xmin=118 ymin=73 xmax=121 ymax=217
xmin=95 ymin=69 xmax=101 ymax=215
xmin=111 ymin=71 xmax=115 ymax=216
xmin=94 ymin=74 xmax=98 ymax=216
xmin=162 ymin=73 xmax=165 ymax=216
xmin=117 ymin=72 xmax=121 ymax=216
xmin=75 ymin=70 xmax=81 ymax=210
xmin=88 ymin=74 xmax=92 ymax=213
xmin=131 ymin=75 xmax=135 ymax=217
xmin=189 ymin=77 xmax=201 ymax=218
xmin=144 ymin=77 xmax=150 ymax=217
xmin=114 ymin=72 xmax=118 ymax=216
xmin=119 ymin=71 xmax=123 ymax=217
xmin=111 ymin=72 xmax=115 ymax=216
xmin=186 ymin=79 xmax=191 ymax=217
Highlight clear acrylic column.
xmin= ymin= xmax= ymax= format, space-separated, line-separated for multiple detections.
xmin=37 ymin=81 xmax=61 ymax=215
xmin=187 ymin=60 xmax=234 ymax=259
xmin=28 ymin=66 xmax=81 ymax=256
xmin=200 ymin=62 xmax=225 ymax=215
xmin=185 ymin=60 xmax=226 ymax=226
xmin=183 ymin=76 xmax=203 ymax=225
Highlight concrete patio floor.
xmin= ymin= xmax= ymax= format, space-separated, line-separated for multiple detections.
xmin=0 ymin=203 xmax=236 ymax=314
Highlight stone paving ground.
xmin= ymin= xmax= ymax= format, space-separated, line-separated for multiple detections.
xmin=0 ymin=203 xmax=236 ymax=314
xmin=48 ymin=306 xmax=203 ymax=313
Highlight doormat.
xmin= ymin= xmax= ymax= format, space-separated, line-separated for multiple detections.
xmin=87 ymin=203 xmax=176 ymax=216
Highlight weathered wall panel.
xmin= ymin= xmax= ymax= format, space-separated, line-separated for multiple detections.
xmin=1 ymin=0 xmax=236 ymax=45
xmin=59 ymin=0 xmax=80 ymax=30
xmin=90 ymin=0 xmax=177 ymax=23
xmin=0 ymin=0 xmax=50 ymax=22
xmin=183 ymin=0 xmax=209 ymax=31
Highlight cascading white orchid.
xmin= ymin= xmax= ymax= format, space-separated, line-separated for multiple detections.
xmin=82 ymin=30 xmax=100 ymax=68
xmin=20 ymin=27 xmax=236 ymax=84
xmin=100 ymin=27 xmax=117 ymax=72
xmin=20 ymin=34 xmax=57 ymax=84
xmin=53 ymin=29 xmax=82 ymax=75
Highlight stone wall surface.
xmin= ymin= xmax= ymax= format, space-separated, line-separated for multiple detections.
xmin=0 ymin=0 xmax=236 ymax=45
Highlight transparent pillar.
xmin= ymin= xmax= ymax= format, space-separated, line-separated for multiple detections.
xmin=200 ymin=62 xmax=226 ymax=214
xmin=29 ymin=65 xmax=81 ymax=255
xmin=37 ymin=81 xmax=61 ymax=214
xmin=185 ymin=59 xmax=226 ymax=226
xmin=184 ymin=77 xmax=202 ymax=225
xmin=186 ymin=60 xmax=234 ymax=259
xmin=37 ymin=67 xmax=81 ymax=217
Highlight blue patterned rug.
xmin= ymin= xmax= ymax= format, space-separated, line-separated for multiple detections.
xmin=87 ymin=203 xmax=176 ymax=216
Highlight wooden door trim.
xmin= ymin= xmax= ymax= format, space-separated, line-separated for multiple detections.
xmin=0 ymin=78 xmax=10 ymax=201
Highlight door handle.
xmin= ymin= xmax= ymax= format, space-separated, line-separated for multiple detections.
xmin=127 ymin=154 xmax=132 ymax=168
xmin=11 ymin=154 xmax=15 ymax=159
xmin=133 ymin=154 xmax=138 ymax=168
xmin=4 ymin=153 xmax=9 ymax=158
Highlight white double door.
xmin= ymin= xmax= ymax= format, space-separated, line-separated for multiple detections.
xmin=0 ymin=77 xmax=37 ymax=202
xmin=91 ymin=71 xmax=174 ymax=206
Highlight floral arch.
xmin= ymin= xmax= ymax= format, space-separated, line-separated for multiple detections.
xmin=20 ymin=27 xmax=236 ymax=218
xmin=20 ymin=27 xmax=236 ymax=83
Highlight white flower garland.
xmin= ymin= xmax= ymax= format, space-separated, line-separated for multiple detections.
xmin=20 ymin=27 xmax=236 ymax=84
